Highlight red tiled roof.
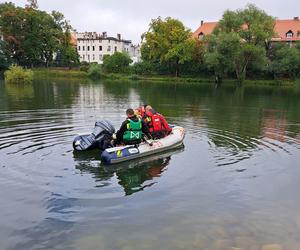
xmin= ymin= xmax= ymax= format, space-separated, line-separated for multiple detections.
xmin=70 ymin=33 xmax=77 ymax=46
xmin=192 ymin=22 xmax=217 ymax=38
xmin=273 ymin=19 xmax=300 ymax=41
xmin=193 ymin=18 xmax=300 ymax=41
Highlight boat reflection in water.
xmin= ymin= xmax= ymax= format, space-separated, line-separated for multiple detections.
xmin=73 ymin=146 xmax=184 ymax=196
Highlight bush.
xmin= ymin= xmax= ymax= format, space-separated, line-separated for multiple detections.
xmin=102 ymin=52 xmax=132 ymax=73
xmin=87 ymin=63 xmax=102 ymax=79
xmin=79 ymin=61 xmax=90 ymax=72
xmin=129 ymin=74 xmax=140 ymax=80
xmin=4 ymin=65 xmax=33 ymax=84
xmin=131 ymin=61 xmax=154 ymax=75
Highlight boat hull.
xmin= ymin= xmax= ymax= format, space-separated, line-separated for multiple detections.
xmin=101 ymin=126 xmax=185 ymax=165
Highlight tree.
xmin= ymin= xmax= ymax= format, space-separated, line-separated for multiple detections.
xmin=0 ymin=40 xmax=10 ymax=71
xmin=0 ymin=2 xmax=77 ymax=67
xmin=141 ymin=17 xmax=195 ymax=76
xmin=269 ymin=43 xmax=300 ymax=79
xmin=103 ymin=52 xmax=132 ymax=73
xmin=55 ymin=26 xmax=79 ymax=67
xmin=206 ymin=4 xmax=275 ymax=84
xmin=205 ymin=32 xmax=240 ymax=83
xmin=26 ymin=0 xmax=38 ymax=9
xmin=0 ymin=3 xmax=26 ymax=65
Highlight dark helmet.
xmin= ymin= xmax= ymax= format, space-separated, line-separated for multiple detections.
xmin=126 ymin=108 xmax=135 ymax=117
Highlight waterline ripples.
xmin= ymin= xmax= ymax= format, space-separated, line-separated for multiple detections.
xmin=0 ymin=80 xmax=300 ymax=250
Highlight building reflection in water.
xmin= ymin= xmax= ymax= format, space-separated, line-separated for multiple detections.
xmin=262 ymin=108 xmax=287 ymax=142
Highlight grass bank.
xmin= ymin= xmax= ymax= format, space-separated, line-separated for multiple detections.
xmin=33 ymin=68 xmax=87 ymax=78
xmin=104 ymin=73 xmax=300 ymax=86
xmin=32 ymin=68 xmax=300 ymax=86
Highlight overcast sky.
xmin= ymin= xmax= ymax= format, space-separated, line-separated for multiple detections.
xmin=4 ymin=0 xmax=300 ymax=43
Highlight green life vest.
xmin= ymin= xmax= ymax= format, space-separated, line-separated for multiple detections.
xmin=123 ymin=119 xmax=143 ymax=141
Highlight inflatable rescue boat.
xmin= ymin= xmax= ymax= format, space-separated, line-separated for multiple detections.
xmin=100 ymin=126 xmax=185 ymax=165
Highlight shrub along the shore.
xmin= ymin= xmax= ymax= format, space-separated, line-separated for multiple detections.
xmin=4 ymin=65 xmax=33 ymax=84
xmin=87 ymin=63 xmax=102 ymax=79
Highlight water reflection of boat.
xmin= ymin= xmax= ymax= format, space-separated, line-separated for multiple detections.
xmin=74 ymin=146 xmax=184 ymax=196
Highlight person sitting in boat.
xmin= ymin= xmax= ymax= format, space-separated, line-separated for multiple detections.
xmin=134 ymin=104 xmax=147 ymax=119
xmin=115 ymin=108 xmax=151 ymax=146
xmin=144 ymin=106 xmax=172 ymax=139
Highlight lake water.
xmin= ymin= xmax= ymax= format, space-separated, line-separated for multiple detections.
xmin=0 ymin=78 xmax=300 ymax=250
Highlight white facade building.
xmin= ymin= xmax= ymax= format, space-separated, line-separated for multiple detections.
xmin=75 ymin=32 xmax=141 ymax=64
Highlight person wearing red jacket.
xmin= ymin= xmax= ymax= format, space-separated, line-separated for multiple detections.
xmin=135 ymin=104 xmax=147 ymax=119
xmin=144 ymin=106 xmax=172 ymax=139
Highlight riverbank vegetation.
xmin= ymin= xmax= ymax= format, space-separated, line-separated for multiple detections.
xmin=33 ymin=68 xmax=87 ymax=78
xmin=1 ymin=2 xmax=300 ymax=85
xmin=4 ymin=65 xmax=33 ymax=84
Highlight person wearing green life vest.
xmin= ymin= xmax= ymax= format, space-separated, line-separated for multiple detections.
xmin=115 ymin=108 xmax=151 ymax=146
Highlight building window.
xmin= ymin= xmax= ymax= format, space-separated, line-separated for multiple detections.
xmin=87 ymin=55 xmax=90 ymax=61
xmin=198 ymin=32 xmax=204 ymax=39
xmin=108 ymin=40 xmax=110 ymax=43
xmin=78 ymin=46 xmax=80 ymax=51
xmin=107 ymin=45 xmax=111 ymax=52
xmin=99 ymin=54 xmax=103 ymax=61
xmin=99 ymin=46 xmax=102 ymax=51
xmin=92 ymin=54 xmax=95 ymax=60
xmin=83 ymin=46 xmax=85 ymax=51
xmin=286 ymin=30 xmax=293 ymax=38
xmin=87 ymin=46 xmax=90 ymax=51
xmin=115 ymin=46 xmax=117 ymax=52
xmin=83 ymin=55 xmax=85 ymax=60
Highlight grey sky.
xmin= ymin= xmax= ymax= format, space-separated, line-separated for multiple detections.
xmin=5 ymin=0 xmax=300 ymax=43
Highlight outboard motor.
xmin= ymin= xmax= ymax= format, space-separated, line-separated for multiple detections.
xmin=73 ymin=120 xmax=115 ymax=151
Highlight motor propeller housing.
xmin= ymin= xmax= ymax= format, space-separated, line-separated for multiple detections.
xmin=73 ymin=120 xmax=115 ymax=151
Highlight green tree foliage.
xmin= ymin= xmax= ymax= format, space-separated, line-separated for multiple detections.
xmin=205 ymin=4 xmax=275 ymax=84
xmin=131 ymin=61 xmax=154 ymax=75
xmin=0 ymin=40 xmax=11 ymax=71
xmin=55 ymin=27 xmax=79 ymax=67
xmin=141 ymin=17 xmax=196 ymax=76
xmin=269 ymin=43 xmax=300 ymax=78
xmin=205 ymin=32 xmax=240 ymax=82
xmin=102 ymin=52 xmax=132 ymax=73
xmin=87 ymin=63 xmax=102 ymax=79
xmin=0 ymin=2 xmax=77 ymax=67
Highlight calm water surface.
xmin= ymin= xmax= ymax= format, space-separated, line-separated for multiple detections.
xmin=0 ymin=79 xmax=300 ymax=250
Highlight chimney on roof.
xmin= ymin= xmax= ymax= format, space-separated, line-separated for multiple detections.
xmin=117 ymin=33 xmax=121 ymax=40
xmin=201 ymin=20 xmax=204 ymax=26
xmin=294 ymin=16 xmax=299 ymax=20
xmin=102 ymin=32 xmax=107 ymax=38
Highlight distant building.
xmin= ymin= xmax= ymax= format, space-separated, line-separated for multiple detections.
xmin=272 ymin=17 xmax=300 ymax=45
xmin=73 ymin=32 xmax=140 ymax=64
xmin=129 ymin=44 xmax=141 ymax=64
xmin=193 ymin=17 xmax=300 ymax=46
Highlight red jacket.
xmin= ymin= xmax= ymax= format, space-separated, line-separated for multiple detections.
xmin=145 ymin=111 xmax=172 ymax=134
